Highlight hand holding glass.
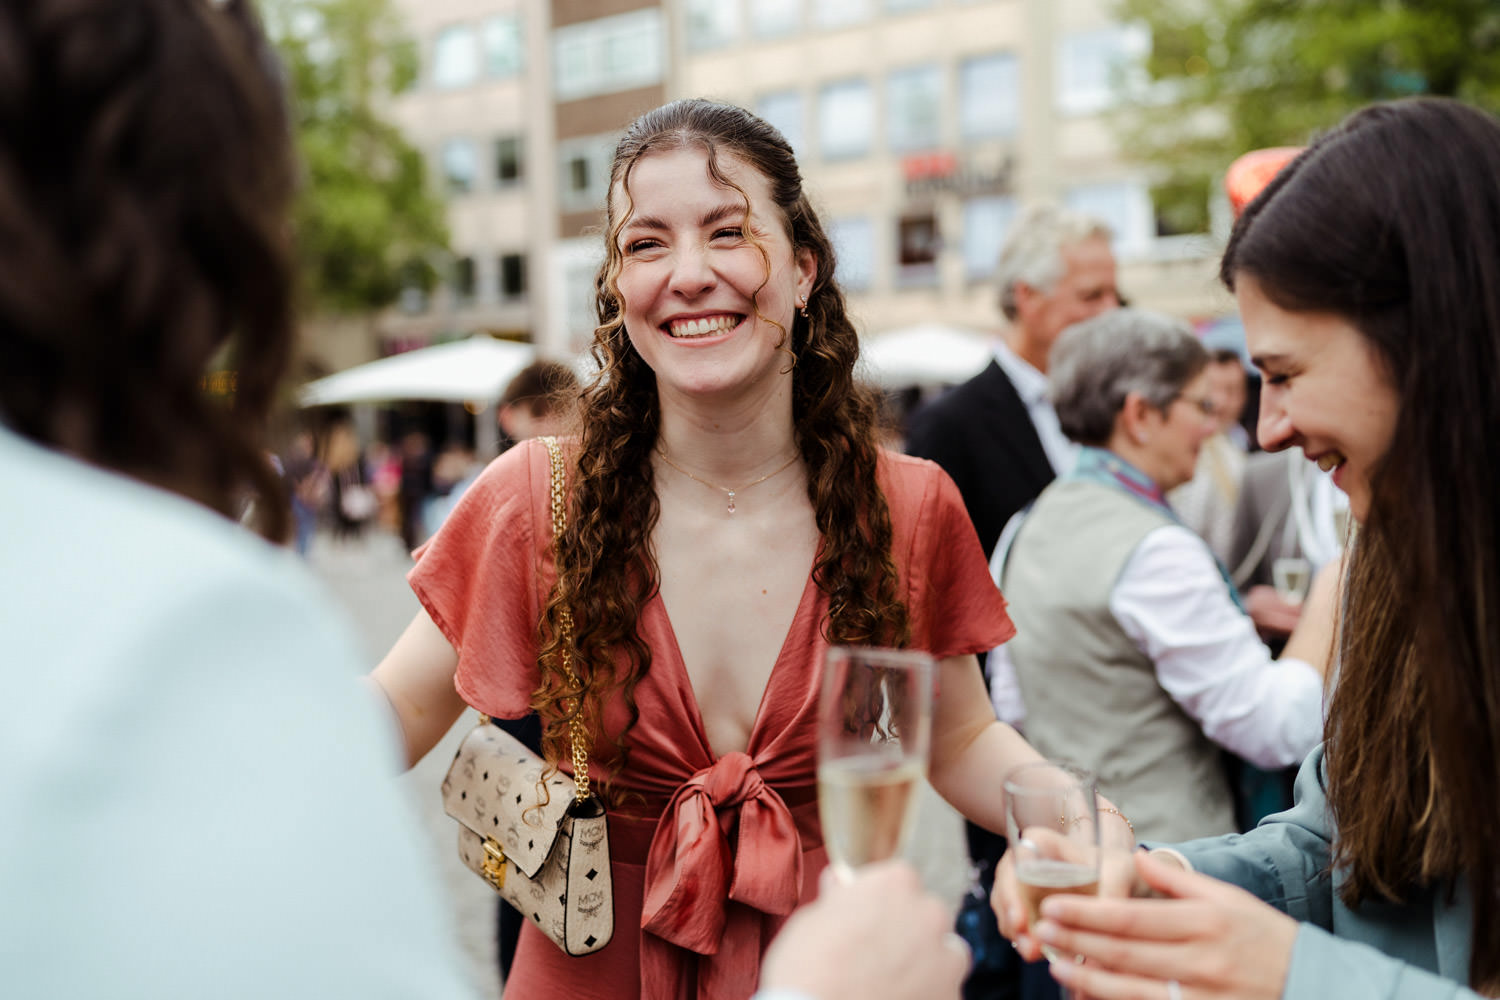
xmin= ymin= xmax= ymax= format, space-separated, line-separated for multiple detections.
xmin=1004 ymin=762 xmax=1101 ymax=965
xmin=817 ymin=647 xmax=934 ymax=880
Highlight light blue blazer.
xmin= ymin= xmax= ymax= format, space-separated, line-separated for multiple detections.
xmin=1171 ymin=747 xmax=1479 ymax=999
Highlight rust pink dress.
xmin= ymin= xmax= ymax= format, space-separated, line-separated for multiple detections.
xmin=410 ymin=438 xmax=1014 ymax=1000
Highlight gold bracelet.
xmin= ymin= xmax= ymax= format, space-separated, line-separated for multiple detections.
xmin=1099 ymin=805 xmax=1134 ymax=838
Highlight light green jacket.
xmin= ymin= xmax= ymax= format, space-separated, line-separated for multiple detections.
xmin=1172 ymin=746 xmax=1479 ymax=999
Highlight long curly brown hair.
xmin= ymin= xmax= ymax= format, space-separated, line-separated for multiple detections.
xmin=533 ymin=99 xmax=910 ymax=779
xmin=0 ymin=0 xmax=296 ymax=541
xmin=1222 ymin=98 xmax=1500 ymax=990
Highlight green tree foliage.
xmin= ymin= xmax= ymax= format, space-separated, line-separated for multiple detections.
xmin=1115 ymin=0 xmax=1500 ymax=215
xmin=263 ymin=0 xmax=447 ymax=314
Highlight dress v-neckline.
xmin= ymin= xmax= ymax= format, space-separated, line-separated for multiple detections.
xmin=649 ymin=559 xmax=823 ymax=763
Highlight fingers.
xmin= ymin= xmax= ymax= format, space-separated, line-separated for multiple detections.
xmin=991 ymin=852 xmax=1046 ymax=962
xmin=1049 ymin=954 xmax=1176 ymax=1000
xmin=1034 ymin=894 xmax=1203 ymax=944
xmin=1034 ymin=916 xmax=1192 ymax=977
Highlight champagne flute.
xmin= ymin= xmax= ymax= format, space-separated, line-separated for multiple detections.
xmin=817 ymin=646 xmax=934 ymax=880
xmin=1004 ymin=762 xmax=1100 ymax=966
xmin=1273 ymin=556 xmax=1313 ymax=605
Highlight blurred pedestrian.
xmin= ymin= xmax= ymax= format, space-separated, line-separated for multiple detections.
xmin=397 ymin=428 xmax=433 ymax=551
xmin=282 ymin=428 xmax=329 ymax=555
xmin=498 ymin=359 xmax=580 ymax=447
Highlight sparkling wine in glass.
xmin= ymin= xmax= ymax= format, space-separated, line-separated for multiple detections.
xmin=817 ymin=647 xmax=934 ymax=880
xmin=1004 ymin=762 xmax=1101 ymax=965
xmin=1273 ymin=556 xmax=1313 ymax=605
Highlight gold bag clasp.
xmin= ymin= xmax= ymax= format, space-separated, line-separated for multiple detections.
xmin=481 ymin=838 xmax=507 ymax=890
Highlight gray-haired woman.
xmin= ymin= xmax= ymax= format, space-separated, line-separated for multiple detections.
xmin=988 ymin=309 xmax=1334 ymax=841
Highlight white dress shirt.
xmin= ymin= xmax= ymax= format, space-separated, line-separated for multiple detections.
xmin=992 ymin=339 xmax=1077 ymax=476
xmin=990 ymin=522 xmax=1324 ymax=770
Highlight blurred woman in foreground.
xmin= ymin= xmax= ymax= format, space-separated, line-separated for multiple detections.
xmin=0 ymin=2 xmax=474 ymax=995
xmin=998 ymin=96 xmax=1500 ymax=1000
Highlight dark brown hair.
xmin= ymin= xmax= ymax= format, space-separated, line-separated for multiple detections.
xmin=0 ymin=0 xmax=297 ymax=540
xmin=499 ymin=359 xmax=580 ymax=418
xmin=534 ymin=99 xmax=909 ymax=776
xmin=1222 ymin=97 xmax=1500 ymax=989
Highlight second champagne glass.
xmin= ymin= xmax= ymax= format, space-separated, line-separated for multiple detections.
xmin=1004 ymin=761 xmax=1101 ymax=966
xmin=816 ymin=646 xmax=934 ymax=880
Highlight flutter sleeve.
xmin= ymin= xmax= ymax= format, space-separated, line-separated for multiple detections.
xmin=407 ymin=437 xmax=552 ymax=718
xmin=889 ymin=453 xmax=1017 ymax=659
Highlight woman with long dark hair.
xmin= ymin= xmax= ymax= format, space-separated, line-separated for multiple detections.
xmin=998 ymin=97 xmax=1500 ymax=999
xmin=372 ymin=99 xmax=1095 ymax=1000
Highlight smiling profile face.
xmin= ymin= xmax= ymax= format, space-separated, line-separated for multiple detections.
xmin=610 ymin=146 xmax=816 ymax=404
xmin=1237 ymin=273 xmax=1400 ymax=522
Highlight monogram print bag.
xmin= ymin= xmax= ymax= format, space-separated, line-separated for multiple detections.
xmin=439 ymin=436 xmax=614 ymax=956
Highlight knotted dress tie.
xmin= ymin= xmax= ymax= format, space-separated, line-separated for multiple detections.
xmin=640 ymin=751 xmax=804 ymax=1000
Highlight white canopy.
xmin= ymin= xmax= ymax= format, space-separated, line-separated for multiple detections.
xmin=859 ymin=322 xmax=992 ymax=388
xmin=298 ymin=336 xmax=537 ymax=407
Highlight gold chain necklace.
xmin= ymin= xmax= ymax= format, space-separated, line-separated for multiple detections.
xmin=655 ymin=448 xmax=800 ymax=514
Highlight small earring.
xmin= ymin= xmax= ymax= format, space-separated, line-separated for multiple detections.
xmin=798 ymin=298 xmax=810 ymax=319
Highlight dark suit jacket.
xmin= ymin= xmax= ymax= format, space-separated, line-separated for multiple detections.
xmin=905 ymin=359 xmax=1057 ymax=559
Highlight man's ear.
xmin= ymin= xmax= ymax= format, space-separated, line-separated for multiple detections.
xmin=1011 ymin=280 xmax=1041 ymax=321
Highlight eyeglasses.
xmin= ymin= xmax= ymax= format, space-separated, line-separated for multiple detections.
xmin=1173 ymin=394 xmax=1220 ymax=418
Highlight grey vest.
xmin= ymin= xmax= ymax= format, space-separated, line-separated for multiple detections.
xmin=1001 ymin=479 xmax=1236 ymax=841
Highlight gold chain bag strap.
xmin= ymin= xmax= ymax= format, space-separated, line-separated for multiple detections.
xmin=440 ymin=436 xmax=614 ymax=956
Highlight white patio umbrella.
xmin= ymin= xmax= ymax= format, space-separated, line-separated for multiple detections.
xmin=298 ymin=335 xmax=537 ymax=407
xmin=859 ymin=322 xmax=992 ymax=388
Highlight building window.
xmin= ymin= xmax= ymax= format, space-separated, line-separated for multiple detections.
xmin=498 ymin=253 xmax=528 ymax=302
xmin=886 ymin=64 xmax=943 ymax=153
xmin=556 ymin=237 xmax=606 ymax=350
xmin=814 ymin=0 xmax=872 ymax=29
xmin=757 ymin=91 xmax=806 ymax=158
xmin=960 ymin=53 xmax=1020 ymax=141
xmin=818 ymin=79 xmax=874 ymax=161
xmin=554 ymin=9 xmax=664 ymax=101
xmin=441 ymin=138 xmax=478 ymax=194
xmin=749 ymin=0 xmax=801 ymax=37
xmin=1057 ymin=24 xmax=1150 ymax=116
xmin=829 ymin=216 xmax=875 ymax=291
xmin=481 ymin=15 xmax=523 ymax=78
xmin=431 ymin=25 xmax=479 ymax=89
xmin=896 ymin=213 xmax=940 ymax=285
xmin=494 ymin=136 xmax=524 ymax=186
xmin=962 ymin=195 xmax=1017 ymax=279
xmin=558 ymin=134 xmax=618 ymax=213
xmin=685 ymin=0 xmax=739 ymax=49
xmin=452 ymin=256 xmax=477 ymax=304
xmin=1065 ymin=180 xmax=1153 ymax=259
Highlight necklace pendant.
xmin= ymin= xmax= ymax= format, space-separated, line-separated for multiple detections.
xmin=726 ymin=490 xmax=737 ymax=514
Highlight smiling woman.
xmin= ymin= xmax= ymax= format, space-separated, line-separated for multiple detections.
xmin=371 ymin=98 xmax=1070 ymax=1000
